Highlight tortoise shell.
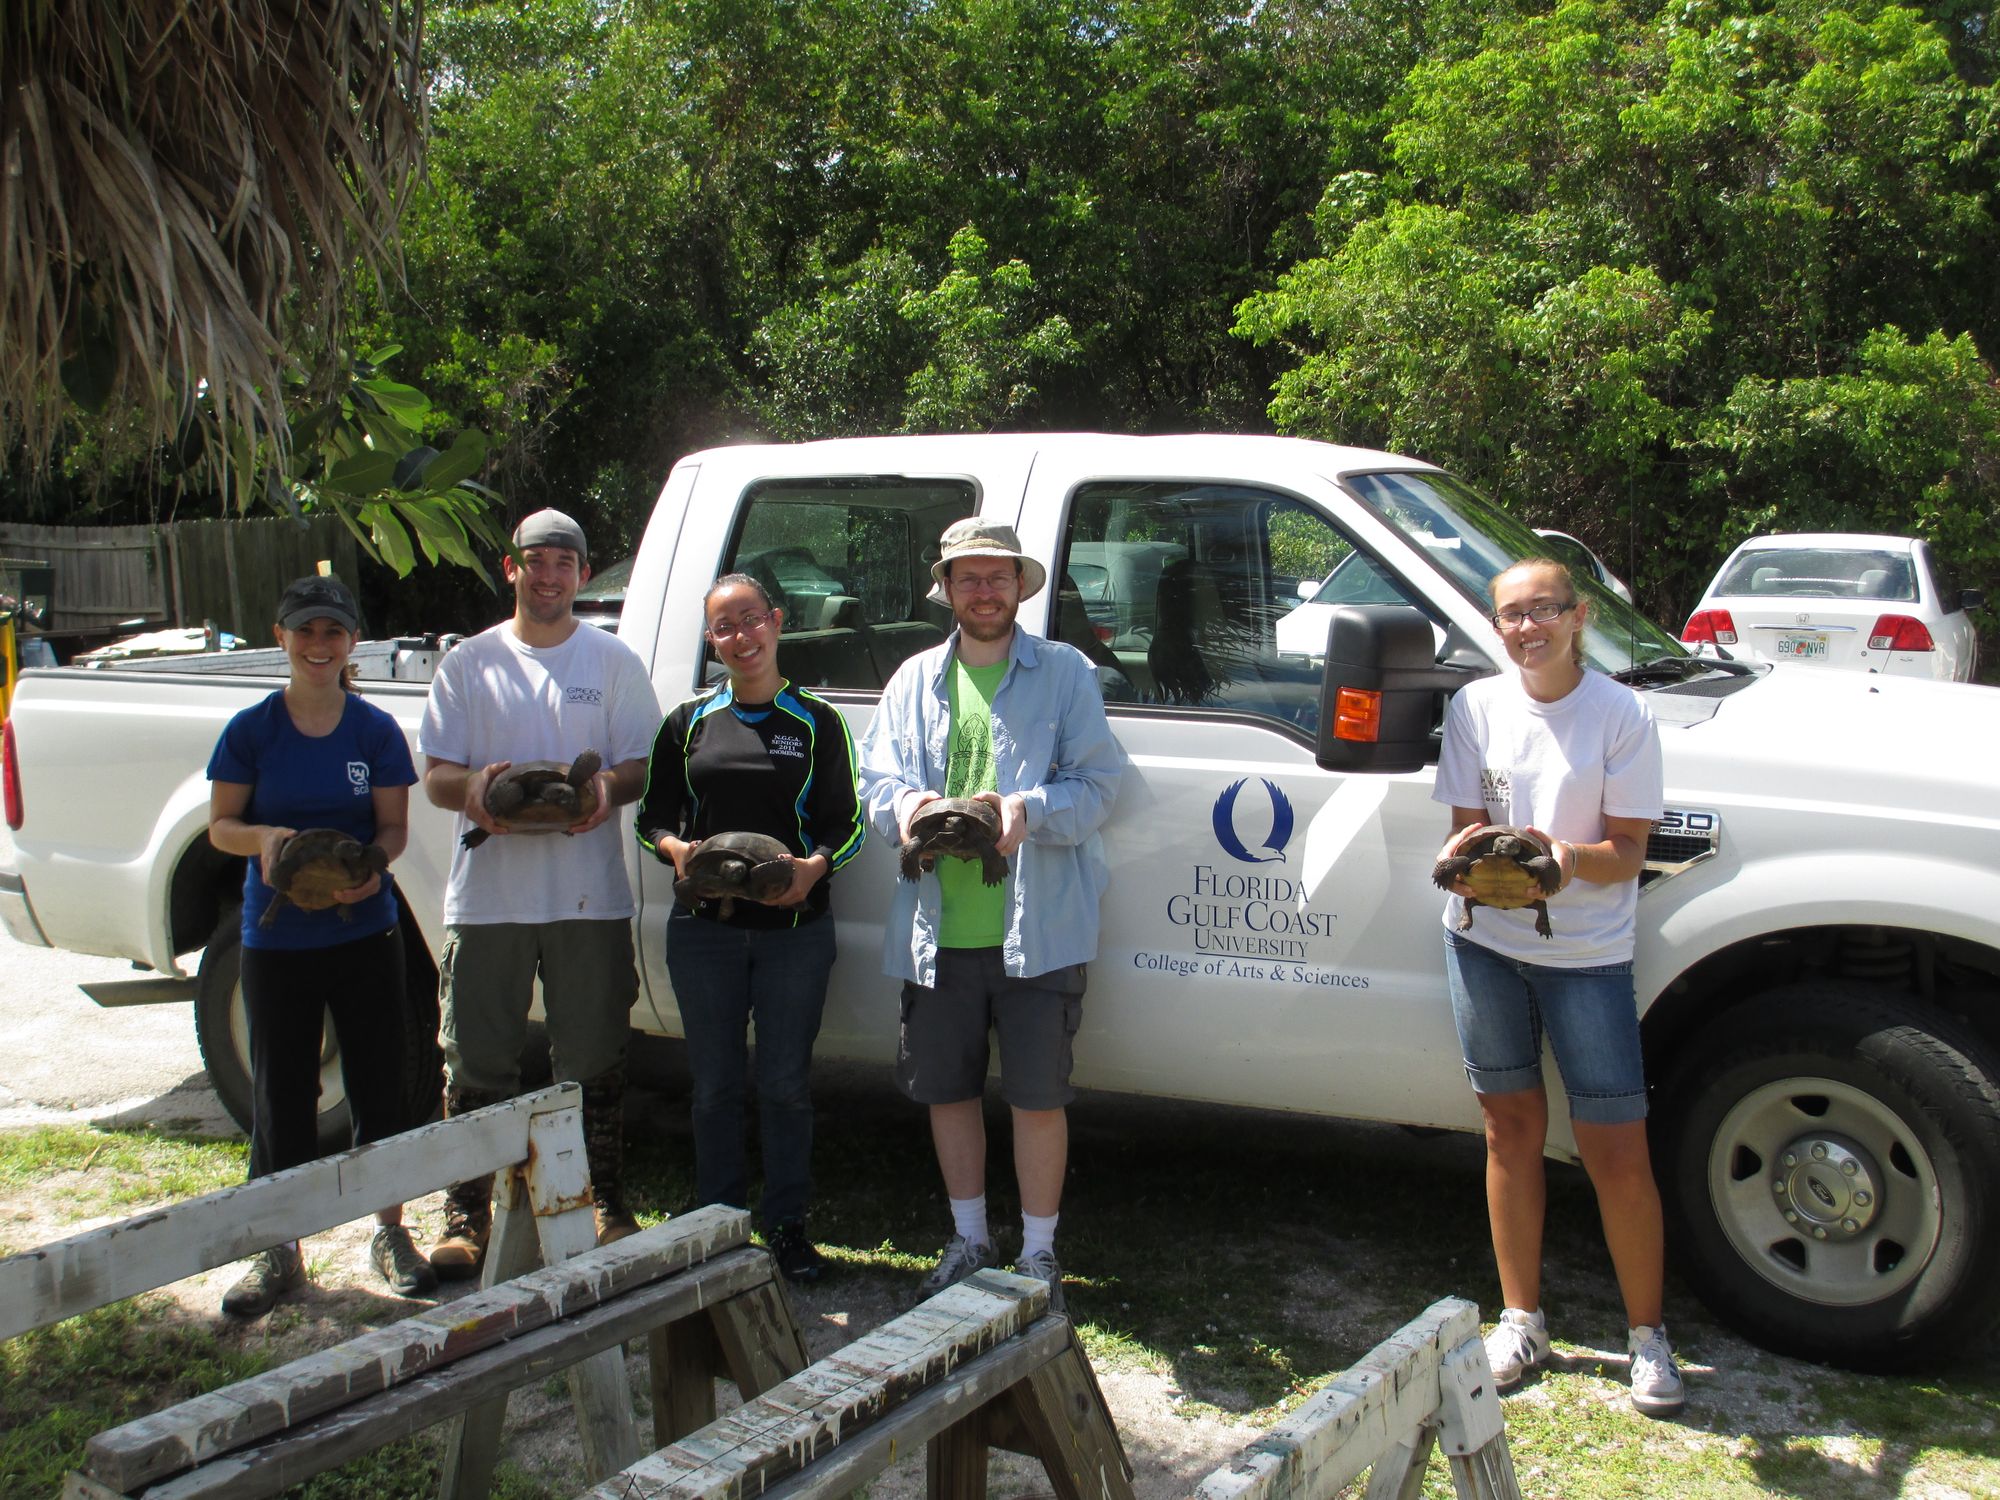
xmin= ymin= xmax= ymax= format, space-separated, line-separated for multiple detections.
xmin=462 ymin=749 xmax=603 ymax=848
xmin=673 ymin=831 xmax=795 ymax=918
xmin=899 ymin=797 xmax=1007 ymax=887
xmin=1432 ymin=824 xmax=1563 ymax=939
xmin=263 ymin=829 xmax=388 ymax=926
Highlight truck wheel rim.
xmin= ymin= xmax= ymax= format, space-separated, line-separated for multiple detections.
xmin=231 ymin=982 xmax=348 ymax=1118
xmin=1707 ymin=1076 xmax=1942 ymax=1308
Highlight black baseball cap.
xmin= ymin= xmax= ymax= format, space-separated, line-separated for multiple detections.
xmin=513 ymin=508 xmax=589 ymax=561
xmin=276 ymin=574 xmax=361 ymax=632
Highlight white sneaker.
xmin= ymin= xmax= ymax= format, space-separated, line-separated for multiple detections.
xmin=1484 ymin=1307 xmax=1550 ymax=1391
xmin=916 ymin=1234 xmax=996 ymax=1301
xmin=1627 ymin=1324 xmax=1686 ymax=1416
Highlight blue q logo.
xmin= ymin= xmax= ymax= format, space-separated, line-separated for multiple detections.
xmin=1212 ymin=778 xmax=1295 ymax=864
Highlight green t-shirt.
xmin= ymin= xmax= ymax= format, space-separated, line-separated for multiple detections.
xmin=938 ymin=657 xmax=1008 ymax=948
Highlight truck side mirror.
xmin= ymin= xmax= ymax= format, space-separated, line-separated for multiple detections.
xmin=1316 ymin=605 xmax=1494 ymax=774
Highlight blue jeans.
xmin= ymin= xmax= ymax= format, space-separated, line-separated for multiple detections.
xmin=665 ymin=908 xmax=836 ymax=1225
xmin=1442 ymin=933 xmax=1648 ymax=1124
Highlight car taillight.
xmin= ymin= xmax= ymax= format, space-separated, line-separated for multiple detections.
xmin=3 ymin=718 xmax=21 ymax=830
xmin=1093 ymin=623 xmax=1114 ymax=643
xmin=1868 ymin=615 xmax=1934 ymax=651
xmin=1681 ymin=609 xmax=1738 ymax=646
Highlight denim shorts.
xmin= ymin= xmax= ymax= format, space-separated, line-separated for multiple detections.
xmin=1442 ymin=932 xmax=1648 ymax=1124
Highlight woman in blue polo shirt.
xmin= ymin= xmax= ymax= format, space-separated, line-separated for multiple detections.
xmin=206 ymin=574 xmax=433 ymax=1316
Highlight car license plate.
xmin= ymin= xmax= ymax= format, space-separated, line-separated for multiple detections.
xmin=1776 ymin=632 xmax=1828 ymax=659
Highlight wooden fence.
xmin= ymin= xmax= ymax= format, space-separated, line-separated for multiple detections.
xmin=0 ymin=518 xmax=359 ymax=642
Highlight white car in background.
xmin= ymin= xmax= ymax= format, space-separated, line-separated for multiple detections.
xmin=1682 ymin=532 xmax=1983 ymax=681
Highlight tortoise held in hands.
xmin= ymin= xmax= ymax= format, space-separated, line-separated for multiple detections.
xmin=899 ymin=797 xmax=1008 ymax=887
xmin=1433 ymin=824 xmax=1563 ymax=939
xmin=263 ymin=830 xmax=388 ymax=926
xmin=670 ymin=831 xmax=795 ymax=918
xmin=462 ymin=749 xmax=603 ymax=849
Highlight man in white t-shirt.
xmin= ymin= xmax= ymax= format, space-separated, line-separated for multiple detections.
xmin=419 ymin=509 xmax=660 ymax=1273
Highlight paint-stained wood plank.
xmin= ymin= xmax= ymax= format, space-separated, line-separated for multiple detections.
xmin=583 ymin=1271 xmax=1048 ymax=1500
xmin=1362 ymin=1426 xmax=1437 ymax=1500
xmin=926 ymin=1420 xmax=990 ymax=1500
xmin=1195 ymin=1299 xmax=1483 ymax=1500
xmin=1000 ymin=1327 xmax=1135 ymax=1500
xmin=521 ymin=1102 xmax=642 ymax=1482
xmin=80 ymin=1209 xmax=747 ymax=1491
xmin=0 ymin=1086 xmax=584 ymax=1343
xmin=753 ymin=1321 xmax=1069 ymax=1500
xmin=650 ymin=1315 xmax=721 ymax=1446
xmin=92 ymin=1253 xmax=778 ymax=1500
xmin=437 ymin=1161 xmax=547 ymax=1500
xmin=709 ymin=1275 xmax=811 ymax=1398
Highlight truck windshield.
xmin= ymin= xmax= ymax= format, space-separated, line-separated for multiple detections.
xmin=1342 ymin=471 xmax=1685 ymax=674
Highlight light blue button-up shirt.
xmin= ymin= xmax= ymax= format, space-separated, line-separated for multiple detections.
xmin=857 ymin=626 xmax=1124 ymax=987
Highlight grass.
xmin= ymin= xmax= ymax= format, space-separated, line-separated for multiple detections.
xmin=0 ymin=1297 xmax=552 ymax=1499
xmin=3 ymin=1071 xmax=1998 ymax=1498
xmin=0 ymin=1124 xmax=247 ymax=1216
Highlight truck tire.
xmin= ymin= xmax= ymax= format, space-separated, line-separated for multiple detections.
xmin=195 ymin=902 xmax=443 ymax=1154
xmin=1657 ymin=982 xmax=2000 ymax=1370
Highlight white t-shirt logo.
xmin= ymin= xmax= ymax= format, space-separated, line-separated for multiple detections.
xmin=348 ymin=761 xmax=371 ymax=794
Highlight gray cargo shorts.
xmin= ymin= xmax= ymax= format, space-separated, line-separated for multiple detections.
xmin=894 ymin=946 xmax=1086 ymax=1110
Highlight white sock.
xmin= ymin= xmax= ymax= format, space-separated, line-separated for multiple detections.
xmin=950 ymin=1195 xmax=989 ymax=1247
xmin=1020 ymin=1212 xmax=1059 ymax=1259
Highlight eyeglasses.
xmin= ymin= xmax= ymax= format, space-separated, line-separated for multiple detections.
xmin=1489 ymin=601 xmax=1575 ymax=630
xmin=707 ymin=611 xmax=772 ymax=640
xmin=950 ymin=570 xmax=1018 ymax=595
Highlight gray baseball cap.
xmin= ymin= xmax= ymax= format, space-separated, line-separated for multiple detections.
xmin=513 ymin=508 xmax=588 ymax=561
xmin=276 ymin=574 xmax=360 ymax=632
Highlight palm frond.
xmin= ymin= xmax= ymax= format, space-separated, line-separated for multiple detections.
xmin=0 ymin=0 xmax=427 ymax=479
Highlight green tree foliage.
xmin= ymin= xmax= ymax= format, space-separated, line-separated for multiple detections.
xmin=1238 ymin=0 xmax=1999 ymax=618
xmin=899 ymin=228 xmax=1081 ymax=432
xmin=21 ymin=0 xmax=1994 ymax=645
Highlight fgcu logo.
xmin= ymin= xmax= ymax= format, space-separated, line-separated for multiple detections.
xmin=1212 ymin=778 xmax=1295 ymax=865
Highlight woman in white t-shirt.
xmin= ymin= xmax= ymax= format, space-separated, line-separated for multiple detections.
xmin=1432 ymin=557 xmax=1686 ymax=1417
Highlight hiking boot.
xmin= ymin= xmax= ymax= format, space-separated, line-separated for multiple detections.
xmin=221 ymin=1244 xmax=306 ymax=1318
xmin=916 ymin=1234 xmax=995 ymax=1301
xmin=595 ymin=1206 xmax=641 ymax=1246
xmin=1628 ymin=1324 xmax=1687 ymax=1417
xmin=370 ymin=1224 xmax=438 ymax=1298
xmin=1012 ymin=1248 xmax=1067 ymax=1316
xmin=768 ymin=1221 xmax=827 ymax=1285
xmin=1484 ymin=1307 xmax=1551 ymax=1392
xmin=430 ymin=1180 xmax=493 ymax=1281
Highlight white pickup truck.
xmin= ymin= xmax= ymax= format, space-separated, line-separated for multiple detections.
xmin=5 ymin=433 xmax=1997 ymax=1371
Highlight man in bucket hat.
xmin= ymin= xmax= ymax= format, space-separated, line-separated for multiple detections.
xmin=857 ymin=516 xmax=1123 ymax=1315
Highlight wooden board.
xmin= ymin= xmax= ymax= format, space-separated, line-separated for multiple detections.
xmin=760 ymin=1320 xmax=1070 ymax=1500
xmin=999 ymin=1328 xmax=1135 ymax=1500
xmin=81 ymin=1208 xmax=747 ymax=1491
xmin=585 ymin=1269 xmax=1048 ymax=1499
xmin=86 ymin=1250 xmax=781 ymax=1500
xmin=1195 ymin=1299 xmax=1483 ymax=1500
xmin=0 ymin=1086 xmax=584 ymax=1343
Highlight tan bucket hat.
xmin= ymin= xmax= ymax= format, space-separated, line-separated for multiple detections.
xmin=929 ymin=517 xmax=1047 ymax=601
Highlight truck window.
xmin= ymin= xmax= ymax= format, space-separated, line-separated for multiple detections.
xmin=720 ymin=478 xmax=976 ymax=692
xmin=1056 ymin=482 xmax=1367 ymax=737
